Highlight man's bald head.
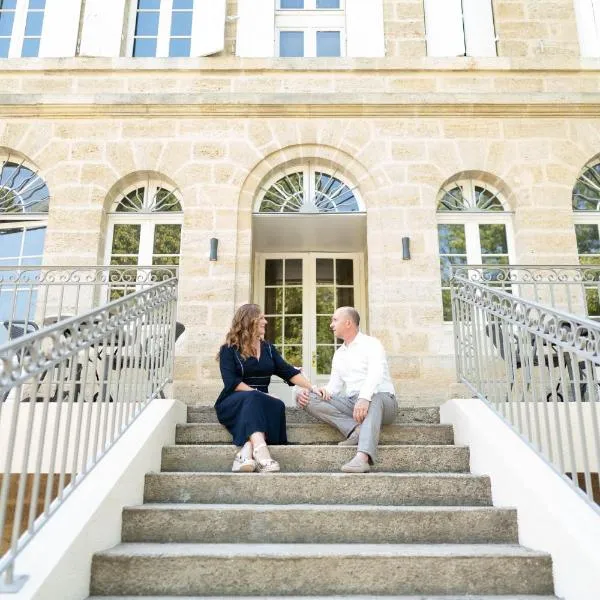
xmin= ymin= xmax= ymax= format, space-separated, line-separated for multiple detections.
xmin=337 ymin=306 xmax=360 ymax=328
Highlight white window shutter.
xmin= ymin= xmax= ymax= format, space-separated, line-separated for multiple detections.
xmin=424 ymin=0 xmax=465 ymax=57
xmin=236 ymin=0 xmax=275 ymax=57
xmin=345 ymin=0 xmax=385 ymax=58
xmin=79 ymin=0 xmax=127 ymax=57
xmin=574 ymin=0 xmax=600 ymax=57
xmin=462 ymin=0 xmax=496 ymax=56
xmin=191 ymin=0 xmax=227 ymax=56
xmin=38 ymin=0 xmax=81 ymax=57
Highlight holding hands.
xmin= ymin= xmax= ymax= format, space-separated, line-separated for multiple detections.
xmin=296 ymin=385 xmax=328 ymax=408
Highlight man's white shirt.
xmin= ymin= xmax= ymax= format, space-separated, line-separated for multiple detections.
xmin=325 ymin=331 xmax=395 ymax=401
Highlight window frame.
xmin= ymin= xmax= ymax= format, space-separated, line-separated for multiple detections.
xmin=127 ymin=0 xmax=194 ymax=58
xmin=275 ymin=1 xmax=345 ymax=57
xmin=0 ymin=0 xmax=45 ymax=58
xmin=105 ymin=181 xmax=184 ymax=268
xmin=436 ymin=179 xmax=515 ymax=322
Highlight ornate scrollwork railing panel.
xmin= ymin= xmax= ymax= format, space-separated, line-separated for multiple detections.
xmin=0 ymin=265 xmax=178 ymax=347
xmin=451 ymin=264 xmax=600 ymax=318
xmin=451 ymin=273 xmax=600 ymax=512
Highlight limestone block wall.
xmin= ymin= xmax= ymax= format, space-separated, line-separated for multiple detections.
xmin=1 ymin=60 xmax=599 ymax=404
xmin=1 ymin=114 xmax=595 ymax=404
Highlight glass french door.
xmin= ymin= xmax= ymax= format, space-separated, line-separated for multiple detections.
xmin=255 ymin=253 xmax=364 ymax=404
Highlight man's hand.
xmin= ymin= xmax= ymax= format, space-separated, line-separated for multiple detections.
xmin=353 ymin=398 xmax=370 ymax=423
xmin=296 ymin=386 xmax=329 ymax=408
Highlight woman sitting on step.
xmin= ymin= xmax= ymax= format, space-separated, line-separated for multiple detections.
xmin=215 ymin=303 xmax=319 ymax=473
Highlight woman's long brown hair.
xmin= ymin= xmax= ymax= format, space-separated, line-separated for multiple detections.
xmin=218 ymin=303 xmax=263 ymax=360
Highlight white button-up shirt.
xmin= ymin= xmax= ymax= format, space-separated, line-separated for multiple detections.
xmin=325 ymin=332 xmax=395 ymax=401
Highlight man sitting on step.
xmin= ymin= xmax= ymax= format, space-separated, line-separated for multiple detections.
xmin=296 ymin=306 xmax=397 ymax=473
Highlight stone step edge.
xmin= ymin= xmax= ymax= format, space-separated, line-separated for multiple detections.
xmin=146 ymin=472 xmax=487 ymax=479
xmin=95 ymin=542 xmax=549 ymax=558
xmin=164 ymin=444 xmax=468 ymax=449
xmin=125 ymin=503 xmax=512 ymax=512
xmin=89 ymin=596 xmax=559 ymax=600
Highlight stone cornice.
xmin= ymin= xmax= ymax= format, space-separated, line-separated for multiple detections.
xmin=0 ymin=93 xmax=598 ymax=118
xmin=0 ymin=56 xmax=599 ymax=73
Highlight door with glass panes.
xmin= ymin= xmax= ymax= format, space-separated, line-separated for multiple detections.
xmin=255 ymin=253 xmax=364 ymax=404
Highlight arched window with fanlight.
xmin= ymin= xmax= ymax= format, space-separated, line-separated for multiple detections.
xmin=0 ymin=157 xmax=50 ymax=342
xmin=573 ymin=158 xmax=600 ymax=318
xmin=258 ymin=166 xmax=361 ymax=214
xmin=105 ymin=178 xmax=183 ymax=297
xmin=436 ymin=177 xmax=513 ymax=321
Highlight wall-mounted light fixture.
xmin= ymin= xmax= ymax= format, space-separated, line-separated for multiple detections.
xmin=402 ymin=236 xmax=411 ymax=260
xmin=209 ymin=237 xmax=219 ymax=261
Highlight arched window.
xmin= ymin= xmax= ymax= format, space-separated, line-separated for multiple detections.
xmin=437 ymin=178 xmax=513 ymax=320
xmin=573 ymin=158 xmax=600 ymax=317
xmin=257 ymin=165 xmax=362 ymax=214
xmin=0 ymin=158 xmax=49 ymax=341
xmin=106 ymin=178 xmax=183 ymax=296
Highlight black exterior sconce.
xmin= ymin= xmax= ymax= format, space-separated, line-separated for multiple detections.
xmin=402 ymin=237 xmax=411 ymax=260
xmin=209 ymin=237 xmax=219 ymax=261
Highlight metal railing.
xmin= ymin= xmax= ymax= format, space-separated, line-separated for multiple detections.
xmin=452 ymin=264 xmax=600 ymax=317
xmin=451 ymin=273 xmax=600 ymax=509
xmin=0 ymin=276 xmax=179 ymax=591
xmin=0 ymin=265 xmax=177 ymax=346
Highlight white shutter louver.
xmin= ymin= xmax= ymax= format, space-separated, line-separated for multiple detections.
xmin=79 ymin=0 xmax=127 ymax=57
xmin=38 ymin=0 xmax=81 ymax=57
xmin=191 ymin=0 xmax=226 ymax=56
xmin=236 ymin=0 xmax=275 ymax=58
xmin=462 ymin=0 xmax=496 ymax=57
xmin=345 ymin=0 xmax=385 ymax=58
xmin=574 ymin=0 xmax=600 ymax=57
xmin=424 ymin=0 xmax=465 ymax=57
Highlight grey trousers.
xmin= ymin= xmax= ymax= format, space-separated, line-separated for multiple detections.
xmin=303 ymin=391 xmax=398 ymax=463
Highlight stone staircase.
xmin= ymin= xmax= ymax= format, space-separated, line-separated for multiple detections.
xmin=88 ymin=405 xmax=557 ymax=599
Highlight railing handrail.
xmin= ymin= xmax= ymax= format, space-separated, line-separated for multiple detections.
xmin=452 ymin=273 xmax=600 ymax=361
xmin=0 ymin=275 xmax=179 ymax=591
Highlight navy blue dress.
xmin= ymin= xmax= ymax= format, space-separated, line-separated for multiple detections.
xmin=215 ymin=341 xmax=300 ymax=447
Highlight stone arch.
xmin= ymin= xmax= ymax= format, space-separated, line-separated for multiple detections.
xmin=437 ymin=170 xmax=515 ymax=213
xmin=102 ymin=170 xmax=183 ymax=213
xmin=233 ymin=144 xmax=375 ymax=305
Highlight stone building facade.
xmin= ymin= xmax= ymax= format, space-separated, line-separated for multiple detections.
xmin=1 ymin=0 xmax=600 ymax=405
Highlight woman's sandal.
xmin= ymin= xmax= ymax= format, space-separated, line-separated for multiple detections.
xmin=232 ymin=450 xmax=256 ymax=473
xmin=253 ymin=443 xmax=280 ymax=473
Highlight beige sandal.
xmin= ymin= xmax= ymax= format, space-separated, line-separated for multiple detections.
xmin=232 ymin=450 xmax=256 ymax=473
xmin=253 ymin=443 xmax=280 ymax=473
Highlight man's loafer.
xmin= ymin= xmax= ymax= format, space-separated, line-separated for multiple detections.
xmin=341 ymin=455 xmax=370 ymax=473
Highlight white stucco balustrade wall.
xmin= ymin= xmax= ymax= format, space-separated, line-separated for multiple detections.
xmin=0 ymin=398 xmax=186 ymax=600
xmin=441 ymin=398 xmax=600 ymax=600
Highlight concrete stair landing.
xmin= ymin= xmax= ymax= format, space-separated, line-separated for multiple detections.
xmin=89 ymin=406 xmax=557 ymax=598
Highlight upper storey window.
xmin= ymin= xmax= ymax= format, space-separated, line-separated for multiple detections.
xmin=277 ymin=0 xmax=344 ymax=57
xmin=236 ymin=0 xmax=384 ymax=59
xmin=424 ymin=0 xmax=497 ymax=57
xmin=131 ymin=0 xmax=193 ymax=57
xmin=79 ymin=0 xmax=226 ymax=58
xmin=0 ymin=0 xmax=45 ymax=58
xmin=574 ymin=0 xmax=600 ymax=56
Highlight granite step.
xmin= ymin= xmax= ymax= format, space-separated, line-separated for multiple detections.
xmin=161 ymin=444 xmax=469 ymax=473
xmin=121 ymin=504 xmax=519 ymax=544
xmin=144 ymin=472 xmax=492 ymax=506
xmin=187 ymin=405 xmax=440 ymax=424
xmin=89 ymin=596 xmax=559 ymax=600
xmin=176 ymin=423 xmax=454 ymax=445
xmin=90 ymin=543 xmax=554 ymax=596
